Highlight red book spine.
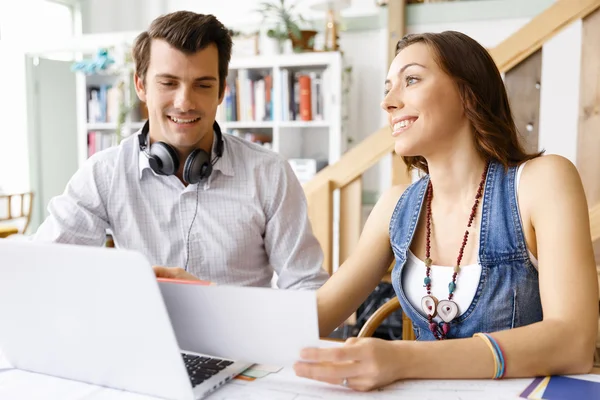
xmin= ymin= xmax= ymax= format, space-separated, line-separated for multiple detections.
xmin=298 ymin=75 xmax=312 ymax=121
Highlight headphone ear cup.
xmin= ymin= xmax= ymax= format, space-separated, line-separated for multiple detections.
xmin=183 ymin=149 xmax=212 ymax=185
xmin=149 ymin=142 xmax=180 ymax=175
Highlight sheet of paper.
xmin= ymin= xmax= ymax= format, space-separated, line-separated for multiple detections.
xmin=240 ymin=364 xmax=284 ymax=379
xmin=238 ymin=342 xmax=342 ymax=380
xmin=241 ymin=369 xmax=271 ymax=379
xmin=251 ymin=364 xmax=283 ymax=373
xmin=158 ymin=282 xmax=321 ymax=367
xmin=208 ymin=365 xmax=534 ymax=400
xmin=205 ymin=340 xmax=533 ymax=400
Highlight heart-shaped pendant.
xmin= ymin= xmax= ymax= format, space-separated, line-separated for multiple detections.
xmin=421 ymin=295 xmax=439 ymax=317
xmin=437 ymin=300 xmax=459 ymax=323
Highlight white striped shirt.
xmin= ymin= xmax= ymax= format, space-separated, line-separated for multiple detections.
xmin=32 ymin=130 xmax=328 ymax=289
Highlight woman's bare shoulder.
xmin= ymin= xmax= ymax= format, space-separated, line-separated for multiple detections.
xmin=520 ymin=154 xmax=582 ymax=193
xmin=366 ymin=182 xmax=413 ymax=229
xmin=519 ymin=154 xmax=587 ymax=222
xmin=379 ymin=182 xmax=411 ymax=209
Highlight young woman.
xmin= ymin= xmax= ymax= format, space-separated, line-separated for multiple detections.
xmin=293 ymin=31 xmax=598 ymax=391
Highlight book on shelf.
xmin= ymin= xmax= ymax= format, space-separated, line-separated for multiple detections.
xmin=88 ymin=131 xmax=117 ymax=157
xmin=227 ymin=130 xmax=273 ymax=151
xmin=219 ymin=70 xmax=273 ymax=123
xmin=281 ymin=70 xmax=324 ymax=122
xmin=217 ymin=68 xmax=325 ymax=124
xmin=87 ymin=85 xmax=120 ymax=124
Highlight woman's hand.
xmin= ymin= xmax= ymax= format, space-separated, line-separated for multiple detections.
xmin=293 ymin=337 xmax=409 ymax=392
xmin=152 ymin=266 xmax=212 ymax=285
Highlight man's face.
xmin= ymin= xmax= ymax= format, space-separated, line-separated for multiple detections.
xmin=134 ymin=39 xmax=223 ymax=153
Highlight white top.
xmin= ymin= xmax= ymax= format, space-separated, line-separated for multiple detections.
xmin=32 ymin=131 xmax=329 ymax=289
xmin=403 ymin=163 xmax=538 ymax=321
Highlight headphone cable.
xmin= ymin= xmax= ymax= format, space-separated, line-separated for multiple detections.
xmin=182 ymin=136 xmax=225 ymax=271
xmin=184 ymin=183 xmax=201 ymax=271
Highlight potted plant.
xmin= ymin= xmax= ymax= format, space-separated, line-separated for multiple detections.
xmin=256 ymin=0 xmax=317 ymax=52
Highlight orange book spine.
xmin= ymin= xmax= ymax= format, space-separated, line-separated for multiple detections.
xmin=298 ymin=75 xmax=312 ymax=121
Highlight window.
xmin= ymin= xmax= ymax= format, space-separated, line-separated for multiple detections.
xmin=0 ymin=0 xmax=74 ymax=43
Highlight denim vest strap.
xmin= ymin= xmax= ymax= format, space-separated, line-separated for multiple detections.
xmin=389 ymin=161 xmax=543 ymax=340
xmin=479 ymin=161 xmax=530 ymax=264
xmin=388 ymin=175 xmax=430 ymax=265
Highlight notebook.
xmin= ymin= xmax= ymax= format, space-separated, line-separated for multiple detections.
xmin=520 ymin=374 xmax=600 ymax=399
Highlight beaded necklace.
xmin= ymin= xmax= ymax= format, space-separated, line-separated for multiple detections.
xmin=421 ymin=162 xmax=489 ymax=340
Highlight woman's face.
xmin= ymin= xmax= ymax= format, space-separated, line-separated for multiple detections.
xmin=381 ymin=43 xmax=469 ymax=157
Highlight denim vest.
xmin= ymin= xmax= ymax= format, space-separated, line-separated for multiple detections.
xmin=389 ymin=161 xmax=543 ymax=340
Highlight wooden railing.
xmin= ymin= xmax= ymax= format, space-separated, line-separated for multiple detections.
xmin=305 ymin=0 xmax=600 ymax=276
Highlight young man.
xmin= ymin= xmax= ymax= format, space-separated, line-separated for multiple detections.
xmin=32 ymin=11 xmax=328 ymax=290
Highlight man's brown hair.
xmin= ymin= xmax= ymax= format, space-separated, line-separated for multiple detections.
xmin=132 ymin=11 xmax=233 ymax=97
xmin=395 ymin=31 xmax=543 ymax=173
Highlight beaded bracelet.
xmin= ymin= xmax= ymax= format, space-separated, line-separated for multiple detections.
xmin=473 ymin=332 xmax=506 ymax=379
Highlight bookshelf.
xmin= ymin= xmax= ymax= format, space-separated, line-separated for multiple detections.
xmin=216 ymin=51 xmax=346 ymax=184
xmin=75 ymin=66 xmax=147 ymax=168
xmin=74 ymin=49 xmax=347 ymax=186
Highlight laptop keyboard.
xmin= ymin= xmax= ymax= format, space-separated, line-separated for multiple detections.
xmin=181 ymin=353 xmax=234 ymax=388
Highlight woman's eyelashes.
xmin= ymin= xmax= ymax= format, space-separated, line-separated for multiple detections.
xmin=405 ymin=75 xmax=420 ymax=86
xmin=383 ymin=75 xmax=421 ymax=95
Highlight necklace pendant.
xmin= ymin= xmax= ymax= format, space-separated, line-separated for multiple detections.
xmin=421 ymin=295 xmax=439 ymax=317
xmin=437 ymin=300 xmax=459 ymax=323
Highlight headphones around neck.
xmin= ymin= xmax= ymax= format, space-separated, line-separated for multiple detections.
xmin=138 ymin=120 xmax=224 ymax=185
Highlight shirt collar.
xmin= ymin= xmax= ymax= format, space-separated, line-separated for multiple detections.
xmin=138 ymin=122 xmax=234 ymax=181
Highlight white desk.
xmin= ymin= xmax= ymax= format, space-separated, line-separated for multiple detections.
xmin=1 ymin=347 xmax=599 ymax=400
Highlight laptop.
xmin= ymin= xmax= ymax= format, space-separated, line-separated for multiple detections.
xmin=0 ymin=241 xmax=251 ymax=400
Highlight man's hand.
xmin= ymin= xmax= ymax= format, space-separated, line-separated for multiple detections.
xmin=152 ymin=266 xmax=206 ymax=282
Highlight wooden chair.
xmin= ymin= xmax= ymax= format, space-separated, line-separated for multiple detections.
xmin=0 ymin=192 xmax=34 ymax=238
xmin=356 ymin=288 xmax=417 ymax=340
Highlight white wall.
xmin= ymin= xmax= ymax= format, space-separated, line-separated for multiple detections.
xmin=81 ymin=0 xmax=380 ymax=33
xmin=165 ymin=0 xmax=380 ymax=29
xmin=407 ymin=18 xmax=531 ymax=47
xmin=81 ymin=0 xmax=168 ymax=34
xmin=337 ymin=29 xmax=390 ymax=193
xmin=538 ymin=20 xmax=582 ymax=164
